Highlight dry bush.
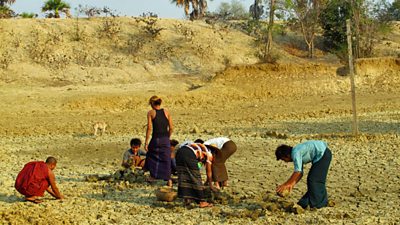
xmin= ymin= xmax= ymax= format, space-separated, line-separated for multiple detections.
xmin=72 ymin=47 xmax=90 ymax=65
xmin=125 ymin=35 xmax=146 ymax=56
xmin=120 ymin=16 xmax=163 ymax=61
xmin=47 ymin=53 xmax=72 ymax=70
xmin=71 ymin=18 xmax=88 ymax=42
xmin=7 ymin=30 xmax=22 ymax=48
xmin=281 ymin=44 xmax=307 ymax=58
xmin=156 ymin=44 xmax=176 ymax=62
xmin=27 ymin=29 xmax=53 ymax=63
xmin=73 ymin=47 xmax=123 ymax=67
xmin=191 ymin=43 xmax=214 ymax=61
xmin=254 ymin=37 xmax=281 ymax=64
xmin=253 ymin=26 xmax=282 ymax=63
xmin=256 ymin=50 xmax=280 ymax=64
xmin=77 ymin=5 xmax=102 ymax=18
xmin=0 ymin=49 xmax=13 ymax=69
xmin=27 ymin=28 xmax=71 ymax=70
xmin=174 ymin=23 xmax=195 ymax=41
xmin=99 ymin=17 xmax=121 ymax=39
xmin=72 ymin=48 xmax=106 ymax=67
xmin=135 ymin=16 xmax=164 ymax=39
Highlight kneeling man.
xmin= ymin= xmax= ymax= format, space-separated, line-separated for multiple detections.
xmin=15 ymin=156 xmax=64 ymax=203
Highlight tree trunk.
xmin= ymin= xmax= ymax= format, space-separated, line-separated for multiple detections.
xmin=55 ymin=9 xmax=60 ymax=18
xmin=351 ymin=0 xmax=361 ymax=59
xmin=310 ymin=40 xmax=314 ymax=58
xmin=266 ymin=0 xmax=275 ymax=56
xmin=184 ymin=1 xmax=189 ymax=16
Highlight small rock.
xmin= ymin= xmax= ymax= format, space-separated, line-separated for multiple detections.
xmin=289 ymin=203 xmax=305 ymax=214
xmin=191 ymin=126 xmax=200 ymax=134
xmin=266 ymin=203 xmax=279 ymax=212
xmin=328 ymin=199 xmax=336 ymax=207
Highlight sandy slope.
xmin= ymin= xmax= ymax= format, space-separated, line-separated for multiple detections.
xmin=0 ymin=18 xmax=399 ymax=224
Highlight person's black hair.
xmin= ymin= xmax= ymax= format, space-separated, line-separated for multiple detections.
xmin=200 ymin=156 xmax=207 ymax=164
xmin=130 ymin=138 xmax=142 ymax=147
xmin=205 ymin=144 xmax=218 ymax=154
xmin=194 ymin=139 xmax=204 ymax=144
xmin=149 ymin=96 xmax=162 ymax=106
xmin=46 ymin=156 xmax=57 ymax=164
xmin=275 ymin=144 xmax=293 ymax=160
xmin=170 ymin=139 xmax=179 ymax=147
xmin=208 ymin=146 xmax=217 ymax=155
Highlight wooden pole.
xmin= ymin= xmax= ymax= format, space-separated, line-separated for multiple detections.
xmin=346 ymin=19 xmax=359 ymax=136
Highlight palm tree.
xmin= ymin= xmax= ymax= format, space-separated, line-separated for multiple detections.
xmin=0 ymin=0 xmax=15 ymax=7
xmin=171 ymin=0 xmax=208 ymax=20
xmin=42 ymin=0 xmax=70 ymax=18
xmin=249 ymin=0 xmax=264 ymax=20
xmin=0 ymin=0 xmax=15 ymax=18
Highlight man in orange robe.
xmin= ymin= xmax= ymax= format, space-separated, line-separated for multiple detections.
xmin=15 ymin=156 xmax=64 ymax=203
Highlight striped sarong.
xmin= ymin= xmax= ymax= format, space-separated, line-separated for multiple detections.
xmin=175 ymin=146 xmax=205 ymax=202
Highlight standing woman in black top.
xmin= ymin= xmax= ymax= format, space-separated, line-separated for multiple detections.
xmin=144 ymin=96 xmax=174 ymax=186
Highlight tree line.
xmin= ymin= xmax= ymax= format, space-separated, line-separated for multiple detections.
xmin=220 ymin=0 xmax=399 ymax=60
xmin=1 ymin=0 xmax=399 ymax=60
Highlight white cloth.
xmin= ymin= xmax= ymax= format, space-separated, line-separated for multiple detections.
xmin=204 ymin=137 xmax=230 ymax=149
xmin=178 ymin=139 xmax=193 ymax=149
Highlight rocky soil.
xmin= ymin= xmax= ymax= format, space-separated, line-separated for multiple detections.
xmin=0 ymin=18 xmax=399 ymax=224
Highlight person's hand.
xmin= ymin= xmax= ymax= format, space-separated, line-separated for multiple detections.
xmin=276 ymin=183 xmax=293 ymax=194
xmin=57 ymin=195 xmax=65 ymax=200
xmin=144 ymin=144 xmax=149 ymax=151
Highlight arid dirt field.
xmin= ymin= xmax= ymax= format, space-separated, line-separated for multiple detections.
xmin=0 ymin=18 xmax=399 ymax=224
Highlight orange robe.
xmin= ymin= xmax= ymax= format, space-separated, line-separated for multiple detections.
xmin=15 ymin=161 xmax=50 ymax=197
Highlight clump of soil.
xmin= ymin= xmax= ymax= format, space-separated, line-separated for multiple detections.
xmin=219 ymin=208 xmax=266 ymax=221
xmin=260 ymin=193 xmax=304 ymax=214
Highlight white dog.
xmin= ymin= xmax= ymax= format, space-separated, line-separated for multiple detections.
xmin=93 ymin=122 xmax=108 ymax=136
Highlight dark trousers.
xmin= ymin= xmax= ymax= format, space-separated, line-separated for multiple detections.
xmin=298 ymin=148 xmax=332 ymax=209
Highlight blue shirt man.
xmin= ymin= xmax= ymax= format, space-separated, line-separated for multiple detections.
xmin=275 ymin=140 xmax=332 ymax=209
xmin=291 ymin=140 xmax=327 ymax=172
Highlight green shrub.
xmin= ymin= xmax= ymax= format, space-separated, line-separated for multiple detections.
xmin=19 ymin=12 xmax=37 ymax=18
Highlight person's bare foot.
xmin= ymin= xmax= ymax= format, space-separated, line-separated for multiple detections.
xmin=184 ymin=198 xmax=192 ymax=206
xmin=214 ymin=182 xmax=221 ymax=190
xmin=25 ymin=197 xmax=42 ymax=204
xmin=199 ymin=202 xmax=213 ymax=208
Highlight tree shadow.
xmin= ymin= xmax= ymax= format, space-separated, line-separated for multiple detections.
xmin=58 ymin=175 xmax=85 ymax=183
xmin=280 ymin=120 xmax=400 ymax=137
xmin=229 ymin=119 xmax=399 ymax=138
